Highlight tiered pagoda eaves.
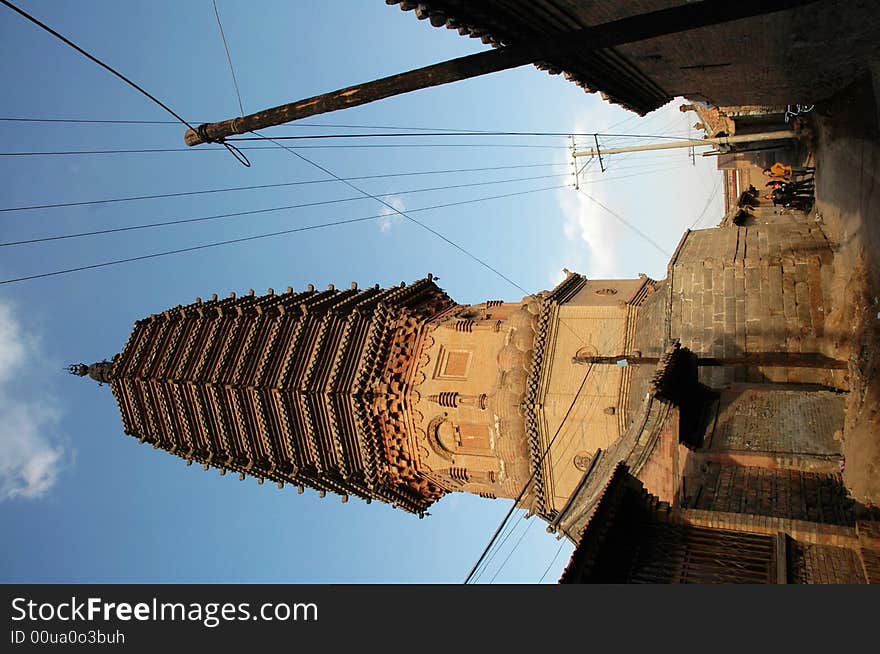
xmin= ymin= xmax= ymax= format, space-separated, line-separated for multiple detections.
xmin=75 ymin=277 xmax=457 ymax=515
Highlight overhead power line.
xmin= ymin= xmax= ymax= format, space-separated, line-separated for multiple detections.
xmin=464 ymin=364 xmax=594 ymax=584
xmin=576 ymin=187 xmax=671 ymax=258
xmin=1 ymin=173 xmax=570 ymax=247
xmin=538 ymin=541 xmax=568 ymax=583
xmin=689 ymin=177 xmax=723 ymax=229
xmin=252 ymin=130 xmax=531 ymax=294
xmin=0 ymin=0 xmax=250 ymax=165
xmin=0 ymin=143 xmax=570 ymax=156
xmin=0 ymin=159 xmax=688 ymax=215
xmin=227 ymin=132 xmax=694 ymax=141
xmin=469 ymin=336 xmax=612 ymax=583
xmin=0 ymin=1 xmax=193 ymax=130
xmin=0 ymin=117 xmax=699 ymax=141
xmin=0 ymin=184 xmax=568 ymax=285
xmin=212 ymin=0 xmax=244 ymax=117
xmin=0 ymin=162 xmax=567 ymax=213
xmin=0 ymin=116 xmax=497 ymax=130
xmin=489 ymin=518 xmax=536 ymax=583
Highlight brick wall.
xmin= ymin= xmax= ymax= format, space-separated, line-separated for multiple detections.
xmin=684 ymin=462 xmax=854 ymax=526
xmin=669 ymin=224 xmax=845 ymax=389
xmin=635 ymin=411 xmax=682 ymax=505
xmin=788 ymin=541 xmax=866 ymax=583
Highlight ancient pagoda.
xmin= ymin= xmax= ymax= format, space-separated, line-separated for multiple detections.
xmin=72 ymin=265 xmax=676 ymax=522
xmin=73 ymin=219 xmax=880 ymax=582
xmin=71 ymin=275 xmax=559 ymax=516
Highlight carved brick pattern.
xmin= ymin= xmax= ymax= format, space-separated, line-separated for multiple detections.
xmin=108 ymin=278 xmax=454 ymax=515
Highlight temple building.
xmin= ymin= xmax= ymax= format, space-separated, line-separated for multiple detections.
xmin=72 ymin=271 xmax=667 ymax=520
xmin=74 ymin=211 xmax=878 ymax=583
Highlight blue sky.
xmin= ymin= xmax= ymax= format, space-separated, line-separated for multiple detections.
xmin=0 ymin=1 xmax=722 ymax=583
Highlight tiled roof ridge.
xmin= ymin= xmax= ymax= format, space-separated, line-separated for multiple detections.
xmin=385 ymin=0 xmax=669 ymax=114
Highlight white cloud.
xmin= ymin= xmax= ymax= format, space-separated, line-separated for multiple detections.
xmin=377 ymin=195 xmax=406 ymax=233
xmin=557 ymin=183 xmax=621 ymax=279
xmin=0 ymin=301 xmax=65 ymax=501
xmin=551 ymin=100 xmax=725 ymax=281
xmin=549 ymin=116 xmax=626 ymax=280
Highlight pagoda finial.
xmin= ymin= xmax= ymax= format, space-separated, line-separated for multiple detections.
xmin=67 ymin=359 xmax=117 ymax=385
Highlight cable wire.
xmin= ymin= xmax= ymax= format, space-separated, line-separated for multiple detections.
xmin=0 ymin=117 xmax=707 ymax=141
xmin=1 ymin=173 xmax=570 ymax=247
xmin=488 ymin=517 xmax=536 ymax=583
xmin=211 ymin=0 xmax=244 ymax=117
xmin=464 ymin=364 xmax=594 ymax=584
xmin=0 ymin=159 xmax=686 ymax=215
xmin=689 ymin=177 xmax=722 ymax=229
xmin=0 ymin=1 xmax=195 ymax=131
xmin=469 ymin=328 xmax=615 ymax=583
xmin=0 ymin=184 xmax=567 ymax=285
xmin=251 ymin=130 xmax=533 ymax=294
xmin=576 ymin=187 xmax=671 ymax=258
xmin=227 ymin=132 xmax=698 ymax=142
xmin=538 ymin=541 xmax=567 ymax=583
xmin=0 ymin=162 xmax=567 ymax=213
xmin=0 ymin=143 xmax=571 ymax=156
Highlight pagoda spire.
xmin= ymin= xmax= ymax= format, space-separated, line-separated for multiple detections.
xmin=67 ymin=359 xmax=117 ymax=385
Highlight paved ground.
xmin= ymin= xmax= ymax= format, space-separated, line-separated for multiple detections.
xmin=810 ymin=73 xmax=880 ymax=507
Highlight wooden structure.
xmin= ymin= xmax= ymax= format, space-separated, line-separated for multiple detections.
xmin=559 ymin=464 xmax=779 ymax=583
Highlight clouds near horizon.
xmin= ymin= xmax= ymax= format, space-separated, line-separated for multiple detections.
xmin=0 ymin=301 xmax=65 ymax=501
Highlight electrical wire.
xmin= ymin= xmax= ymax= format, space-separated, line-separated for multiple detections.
xmin=0 ymin=1 xmax=195 ymax=131
xmin=0 ymin=158 xmax=689 ymax=215
xmin=1 ymin=173 xmax=571 ymax=247
xmin=489 ymin=517 xmax=536 ymax=583
xmin=0 ymin=117 xmax=708 ymax=141
xmin=212 ymin=0 xmax=244 ymax=117
xmin=464 ymin=363 xmax=594 ymax=584
xmin=689 ymin=177 xmax=722 ymax=229
xmin=0 ymin=184 xmax=568 ymax=285
xmin=469 ymin=329 xmax=616 ymax=583
xmin=227 ymin=132 xmax=698 ymax=142
xmin=538 ymin=541 xmax=567 ymax=583
xmin=0 ymin=143 xmax=572 ymax=156
xmin=0 ymin=162 xmax=568 ymax=213
xmin=251 ymin=130 xmax=532 ymax=293
xmin=577 ymin=187 xmax=671 ymax=259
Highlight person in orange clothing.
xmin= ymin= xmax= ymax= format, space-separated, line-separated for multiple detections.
xmin=762 ymin=162 xmax=816 ymax=181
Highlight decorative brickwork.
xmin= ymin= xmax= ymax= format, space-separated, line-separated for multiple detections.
xmin=87 ymin=277 xmax=456 ymax=515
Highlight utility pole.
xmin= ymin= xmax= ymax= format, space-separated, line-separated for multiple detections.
xmin=571 ymin=130 xmax=797 ymax=161
xmin=184 ymin=0 xmax=819 ymax=146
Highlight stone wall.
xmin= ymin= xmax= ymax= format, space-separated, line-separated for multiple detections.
xmin=669 ymin=224 xmax=845 ymax=389
xmin=703 ymin=386 xmax=843 ymax=457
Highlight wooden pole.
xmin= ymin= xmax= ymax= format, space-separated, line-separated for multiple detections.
xmin=184 ymin=0 xmax=820 ymax=146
